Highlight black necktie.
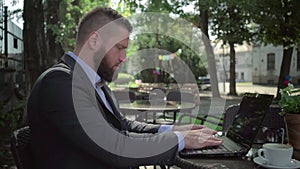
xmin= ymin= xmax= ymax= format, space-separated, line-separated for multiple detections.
xmin=100 ymin=86 xmax=121 ymax=118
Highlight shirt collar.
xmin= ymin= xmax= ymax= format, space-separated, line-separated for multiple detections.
xmin=67 ymin=51 xmax=105 ymax=87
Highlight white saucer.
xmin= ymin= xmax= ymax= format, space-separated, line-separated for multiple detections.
xmin=253 ymin=157 xmax=300 ymax=169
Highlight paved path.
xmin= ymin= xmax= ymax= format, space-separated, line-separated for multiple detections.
xmin=197 ymin=82 xmax=279 ymax=114
xmin=206 ymin=82 xmax=278 ymax=96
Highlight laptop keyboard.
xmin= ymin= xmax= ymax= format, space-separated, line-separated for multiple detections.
xmin=184 ymin=144 xmax=231 ymax=155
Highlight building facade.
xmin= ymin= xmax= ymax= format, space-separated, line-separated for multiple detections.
xmin=252 ymin=44 xmax=300 ymax=85
xmin=214 ymin=41 xmax=253 ymax=83
xmin=0 ymin=14 xmax=24 ymax=89
xmin=214 ymin=41 xmax=300 ymax=85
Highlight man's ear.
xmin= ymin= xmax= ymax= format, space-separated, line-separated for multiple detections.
xmin=87 ymin=31 xmax=102 ymax=50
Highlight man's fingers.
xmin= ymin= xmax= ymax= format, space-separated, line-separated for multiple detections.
xmin=197 ymin=133 xmax=221 ymax=143
xmin=172 ymin=124 xmax=207 ymax=131
xmin=198 ymin=128 xmax=218 ymax=135
xmin=189 ymin=124 xmax=207 ymax=130
xmin=202 ymin=139 xmax=223 ymax=148
xmin=183 ymin=130 xmax=223 ymax=149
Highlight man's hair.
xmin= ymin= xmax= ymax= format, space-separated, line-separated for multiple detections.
xmin=75 ymin=7 xmax=132 ymax=48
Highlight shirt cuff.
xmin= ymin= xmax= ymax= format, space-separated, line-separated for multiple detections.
xmin=158 ymin=125 xmax=185 ymax=151
xmin=158 ymin=125 xmax=173 ymax=133
xmin=174 ymin=131 xmax=185 ymax=151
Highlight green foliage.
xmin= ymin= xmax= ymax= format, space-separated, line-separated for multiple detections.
xmin=48 ymin=0 xmax=110 ymax=51
xmin=0 ymin=101 xmax=24 ymax=132
xmin=123 ymin=0 xmax=173 ymax=13
xmin=279 ymin=86 xmax=300 ymax=115
xmin=118 ymin=72 xmax=134 ymax=79
xmin=247 ymin=0 xmax=300 ymax=47
xmin=207 ymin=0 xmax=255 ymax=45
xmin=0 ymin=100 xmax=25 ymax=165
xmin=117 ymin=1 xmax=208 ymax=83
xmin=114 ymin=73 xmax=134 ymax=85
xmin=127 ymin=33 xmax=207 ymax=83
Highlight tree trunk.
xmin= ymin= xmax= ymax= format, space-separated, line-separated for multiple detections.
xmin=24 ymin=0 xmax=47 ymax=92
xmin=45 ymin=0 xmax=64 ymax=65
xmin=228 ymin=41 xmax=237 ymax=96
xmin=275 ymin=46 xmax=293 ymax=100
xmin=199 ymin=4 xmax=220 ymax=98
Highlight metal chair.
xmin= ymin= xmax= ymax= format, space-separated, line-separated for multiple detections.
xmin=177 ymin=104 xmax=240 ymax=132
xmin=255 ymin=104 xmax=287 ymax=144
xmin=221 ymin=104 xmax=241 ymax=133
xmin=166 ymin=90 xmax=196 ymax=104
xmin=175 ymin=155 xmax=210 ymax=169
xmin=10 ymin=125 xmax=34 ymax=169
xmin=112 ymin=90 xmax=136 ymax=103
xmin=113 ymin=90 xmax=137 ymax=120
xmin=163 ymin=90 xmax=196 ymax=123
xmin=145 ymin=88 xmax=171 ymax=124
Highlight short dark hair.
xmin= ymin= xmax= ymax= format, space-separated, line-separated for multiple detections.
xmin=75 ymin=7 xmax=132 ymax=48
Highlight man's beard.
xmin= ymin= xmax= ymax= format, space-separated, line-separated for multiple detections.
xmin=94 ymin=47 xmax=119 ymax=82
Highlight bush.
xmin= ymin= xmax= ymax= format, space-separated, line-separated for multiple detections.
xmin=0 ymin=100 xmax=25 ymax=167
xmin=114 ymin=73 xmax=134 ymax=85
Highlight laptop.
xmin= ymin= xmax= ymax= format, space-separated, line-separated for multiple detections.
xmin=179 ymin=93 xmax=274 ymax=158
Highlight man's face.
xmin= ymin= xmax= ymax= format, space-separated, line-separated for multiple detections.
xmin=96 ymin=28 xmax=129 ymax=82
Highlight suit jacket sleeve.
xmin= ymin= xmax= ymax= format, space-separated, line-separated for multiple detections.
xmin=31 ymin=67 xmax=179 ymax=168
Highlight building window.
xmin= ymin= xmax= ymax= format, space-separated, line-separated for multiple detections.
xmin=241 ymin=72 xmax=244 ymax=80
xmin=13 ymin=38 xmax=18 ymax=49
xmin=297 ymin=51 xmax=300 ymax=71
xmin=267 ymin=53 xmax=275 ymax=70
xmin=268 ymin=80 xmax=275 ymax=84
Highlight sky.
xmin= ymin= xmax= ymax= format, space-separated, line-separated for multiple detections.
xmin=4 ymin=0 xmax=23 ymax=29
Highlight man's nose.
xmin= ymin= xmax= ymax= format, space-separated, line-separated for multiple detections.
xmin=120 ymin=54 xmax=126 ymax=62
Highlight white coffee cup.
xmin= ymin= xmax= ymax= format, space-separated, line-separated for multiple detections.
xmin=257 ymin=143 xmax=293 ymax=167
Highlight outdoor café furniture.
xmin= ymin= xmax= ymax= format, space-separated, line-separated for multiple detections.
xmin=173 ymin=104 xmax=287 ymax=169
xmin=112 ymin=90 xmax=136 ymax=103
xmin=177 ymin=104 xmax=240 ymax=133
xmin=174 ymin=155 xmax=258 ymax=169
xmin=164 ymin=90 xmax=197 ymax=122
xmin=11 ymin=125 xmax=33 ymax=169
xmin=119 ymin=100 xmax=196 ymax=124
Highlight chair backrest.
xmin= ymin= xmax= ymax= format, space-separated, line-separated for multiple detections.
xmin=176 ymin=104 xmax=240 ymax=132
xmin=222 ymin=104 xmax=286 ymax=143
xmin=11 ymin=125 xmax=34 ymax=169
xmin=166 ymin=90 xmax=196 ymax=103
xmin=255 ymin=104 xmax=287 ymax=144
xmin=113 ymin=90 xmax=136 ymax=103
xmin=222 ymin=104 xmax=241 ymax=133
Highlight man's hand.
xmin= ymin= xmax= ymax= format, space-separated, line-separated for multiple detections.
xmin=179 ymin=127 xmax=223 ymax=149
xmin=172 ymin=124 xmax=207 ymax=131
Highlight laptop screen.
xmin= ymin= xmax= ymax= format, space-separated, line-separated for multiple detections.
xmin=226 ymin=93 xmax=274 ymax=148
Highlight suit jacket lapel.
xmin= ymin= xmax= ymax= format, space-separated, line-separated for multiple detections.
xmin=95 ymin=90 xmax=125 ymax=130
xmin=61 ymin=53 xmax=124 ymax=130
xmin=101 ymin=84 xmax=122 ymax=117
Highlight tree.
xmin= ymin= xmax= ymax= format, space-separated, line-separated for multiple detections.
xmin=167 ymin=0 xmax=221 ymax=98
xmin=122 ymin=0 xmax=218 ymax=91
xmin=248 ymin=0 xmax=300 ymax=99
xmin=198 ymin=0 xmax=220 ymax=98
xmin=23 ymin=0 xmax=47 ymax=91
xmin=45 ymin=0 xmax=64 ymax=65
xmin=207 ymin=0 xmax=255 ymax=96
xmin=23 ymin=0 xmax=110 ymax=91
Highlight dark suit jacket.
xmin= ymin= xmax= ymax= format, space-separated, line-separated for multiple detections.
xmin=27 ymin=54 xmax=178 ymax=169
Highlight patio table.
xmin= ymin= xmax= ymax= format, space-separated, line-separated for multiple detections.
xmin=119 ymin=100 xmax=196 ymax=124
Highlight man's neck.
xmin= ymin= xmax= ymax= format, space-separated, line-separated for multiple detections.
xmin=72 ymin=50 xmax=97 ymax=71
